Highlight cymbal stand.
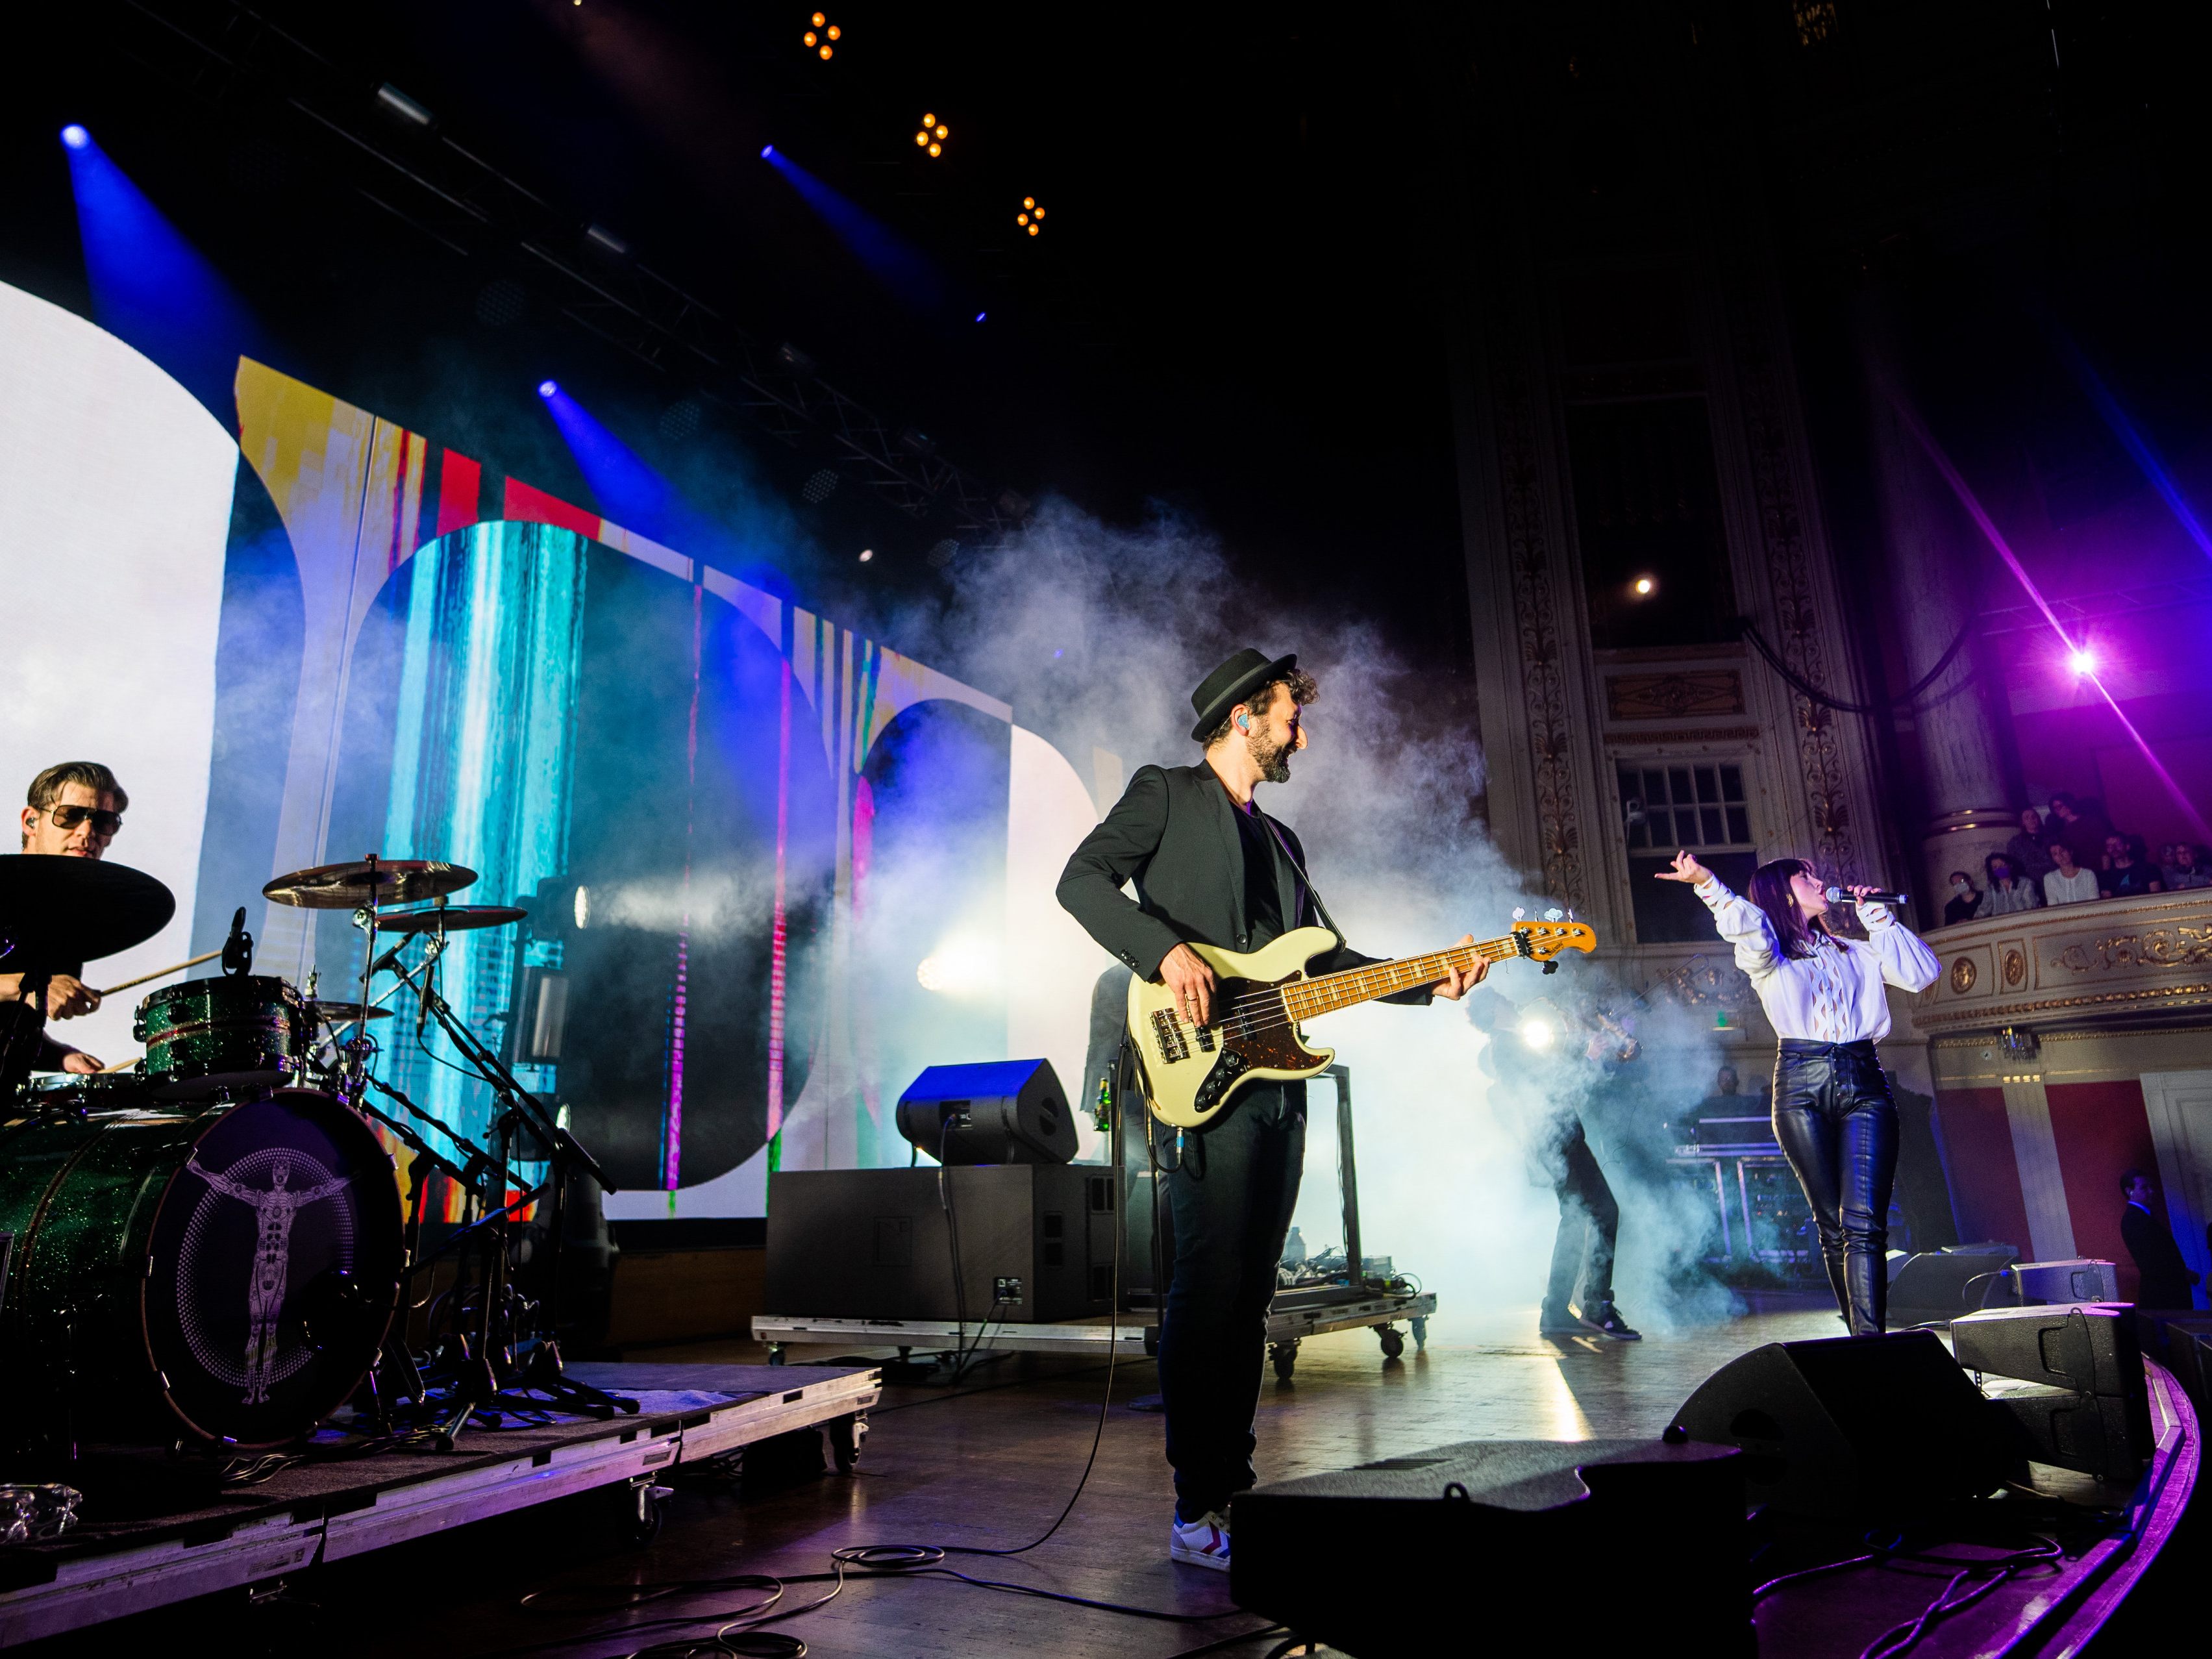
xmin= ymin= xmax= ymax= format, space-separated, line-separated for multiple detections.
xmin=380 ymin=943 xmax=632 ymax=1431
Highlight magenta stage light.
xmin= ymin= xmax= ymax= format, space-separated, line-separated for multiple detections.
xmin=60 ymin=124 xmax=90 ymax=150
xmin=2067 ymin=648 xmax=2097 ymax=677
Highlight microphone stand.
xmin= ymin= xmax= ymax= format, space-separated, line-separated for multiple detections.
xmin=380 ymin=948 xmax=632 ymax=1434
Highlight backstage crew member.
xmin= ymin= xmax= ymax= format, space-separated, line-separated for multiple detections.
xmin=1468 ymin=982 xmax=1643 ymax=1340
xmin=1 ymin=761 xmax=127 ymax=1080
xmin=1057 ymin=649 xmax=1482 ymax=1573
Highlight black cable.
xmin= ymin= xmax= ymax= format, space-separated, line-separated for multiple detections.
xmin=1858 ymin=1538 xmax=2063 ymax=1659
xmin=936 ymin=1114 xmax=970 ymax=1377
xmin=1737 ymin=617 xmax=1973 ymax=716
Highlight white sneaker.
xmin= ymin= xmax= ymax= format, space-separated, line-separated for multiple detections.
xmin=1168 ymin=1508 xmax=1232 ymax=1571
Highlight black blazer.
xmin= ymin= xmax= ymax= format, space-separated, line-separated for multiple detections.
xmin=2122 ymin=1203 xmax=2198 ymax=1306
xmin=1055 ymin=760 xmax=1429 ymax=1003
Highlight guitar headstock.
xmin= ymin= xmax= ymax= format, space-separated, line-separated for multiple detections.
xmin=1510 ymin=920 xmax=1598 ymax=962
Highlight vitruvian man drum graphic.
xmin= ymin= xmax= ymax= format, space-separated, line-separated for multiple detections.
xmin=0 ymin=1088 xmax=403 ymax=1453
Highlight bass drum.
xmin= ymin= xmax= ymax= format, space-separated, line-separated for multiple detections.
xmin=0 ymin=1088 xmax=401 ymax=1454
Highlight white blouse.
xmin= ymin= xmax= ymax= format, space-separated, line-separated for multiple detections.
xmin=1696 ymin=877 xmax=1941 ymax=1043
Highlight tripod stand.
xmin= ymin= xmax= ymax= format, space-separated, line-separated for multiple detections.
xmin=376 ymin=930 xmax=634 ymax=1442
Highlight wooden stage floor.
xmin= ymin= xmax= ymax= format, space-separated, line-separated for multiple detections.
xmin=18 ymin=1292 xmax=2189 ymax=1658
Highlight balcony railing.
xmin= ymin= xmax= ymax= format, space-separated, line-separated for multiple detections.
xmin=1915 ymin=889 xmax=2212 ymax=1033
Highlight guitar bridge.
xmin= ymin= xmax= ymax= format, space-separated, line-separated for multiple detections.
xmin=1150 ymin=1008 xmax=1191 ymax=1063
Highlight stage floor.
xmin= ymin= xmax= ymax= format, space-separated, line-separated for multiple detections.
xmin=14 ymin=1293 xmax=2190 ymax=1657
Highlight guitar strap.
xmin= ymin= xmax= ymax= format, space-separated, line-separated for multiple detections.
xmin=1256 ymin=809 xmax=1344 ymax=945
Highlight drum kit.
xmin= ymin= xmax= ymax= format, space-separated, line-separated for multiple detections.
xmin=0 ymin=851 xmax=625 ymax=1469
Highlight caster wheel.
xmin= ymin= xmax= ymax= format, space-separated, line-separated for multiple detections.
xmin=827 ymin=1413 xmax=869 ymax=1473
xmin=1377 ymin=1325 xmax=1405 ymax=1360
xmin=627 ymin=1478 xmax=671 ymax=1544
xmin=1269 ymin=1340 xmax=1299 ymax=1381
xmin=767 ymin=1345 xmax=786 ymax=1366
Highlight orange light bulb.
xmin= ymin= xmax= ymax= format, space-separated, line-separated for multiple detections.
xmin=934 ymin=124 xmax=948 ymax=138
xmin=812 ymin=11 xmax=825 ymax=25
xmin=819 ymin=43 xmax=832 ymax=56
xmin=826 ymin=23 xmax=839 ymax=38
xmin=922 ymin=112 xmax=936 ymax=126
xmin=915 ymin=131 xmax=929 ymax=145
xmin=803 ymin=29 xmax=816 ymax=44
xmin=1023 ymin=196 xmax=1036 ymax=209
xmin=1027 ymin=223 xmax=1039 ymax=236
xmin=928 ymin=141 xmax=941 ymax=156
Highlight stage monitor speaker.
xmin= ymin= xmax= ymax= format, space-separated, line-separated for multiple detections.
xmin=1887 ymin=1246 xmax=2018 ymax=1325
xmin=1671 ymin=1330 xmax=2011 ymax=1517
xmin=1232 ymin=1439 xmax=1748 ymax=1657
xmin=1982 ymin=1382 xmax=2144 ymax=1480
xmin=1949 ymin=1303 xmax=2146 ymax=1401
xmin=894 ymin=1059 xmax=1076 ymax=1166
xmin=2009 ymin=1258 xmax=2119 ymax=1304
xmin=2161 ymin=1321 xmax=2212 ymax=1409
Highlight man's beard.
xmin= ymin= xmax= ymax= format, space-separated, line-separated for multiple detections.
xmin=1248 ymin=729 xmax=1293 ymax=784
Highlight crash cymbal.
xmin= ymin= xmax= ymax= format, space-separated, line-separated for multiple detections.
xmin=371 ymin=904 xmax=527 ymax=935
xmin=0 ymin=855 xmax=176 ymax=967
xmin=304 ymin=1001 xmax=395 ymax=1025
xmin=262 ymin=860 xmax=477 ymax=910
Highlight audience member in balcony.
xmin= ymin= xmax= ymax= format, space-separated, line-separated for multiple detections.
xmin=2048 ymin=792 xmax=2115 ymax=869
xmin=2165 ymin=843 xmax=2211 ymax=891
xmin=2043 ymin=842 xmax=2101 ymax=906
xmin=2004 ymin=808 xmax=2056 ymax=884
xmin=1976 ymin=853 xmax=2044 ymax=917
xmin=2121 ymin=1170 xmax=2200 ymax=1310
xmin=1942 ymin=869 xmax=1983 ymax=926
xmin=2102 ymin=834 xmax=2163 ymax=898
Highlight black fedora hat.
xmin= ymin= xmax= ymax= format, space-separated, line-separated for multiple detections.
xmin=1189 ymin=648 xmax=1298 ymax=742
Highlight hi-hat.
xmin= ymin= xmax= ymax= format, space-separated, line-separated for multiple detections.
xmin=0 ymin=855 xmax=176 ymax=967
xmin=262 ymin=860 xmax=477 ymax=910
xmin=372 ymin=905 xmax=526 ymax=935
xmin=305 ymin=1001 xmax=395 ymax=1025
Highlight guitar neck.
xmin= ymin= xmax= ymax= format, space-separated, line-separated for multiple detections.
xmin=1284 ymin=935 xmax=1521 ymax=1021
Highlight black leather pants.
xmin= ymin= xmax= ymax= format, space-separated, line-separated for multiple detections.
xmin=1772 ymin=1039 xmax=1898 ymax=1335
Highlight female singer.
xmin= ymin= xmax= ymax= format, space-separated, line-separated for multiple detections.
xmin=1656 ymin=851 xmax=1940 ymax=1333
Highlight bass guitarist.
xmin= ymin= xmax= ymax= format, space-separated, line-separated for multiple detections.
xmin=1056 ymin=648 xmax=1482 ymax=1571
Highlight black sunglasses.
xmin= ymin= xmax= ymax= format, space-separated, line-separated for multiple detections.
xmin=49 ymin=805 xmax=123 ymax=835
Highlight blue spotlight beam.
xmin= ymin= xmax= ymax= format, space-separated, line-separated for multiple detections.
xmin=2048 ymin=329 xmax=2212 ymax=569
xmin=538 ymin=381 xmax=756 ymax=573
xmin=62 ymin=126 xmax=263 ymax=420
xmin=760 ymin=147 xmax=949 ymax=314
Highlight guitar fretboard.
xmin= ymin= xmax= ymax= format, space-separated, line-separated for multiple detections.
xmin=1282 ymin=935 xmax=1522 ymax=1021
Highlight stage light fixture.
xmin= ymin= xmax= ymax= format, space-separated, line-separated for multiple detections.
xmin=916 ymin=114 xmax=948 ymax=157
xmin=974 ymin=311 xmax=986 ymax=323
xmin=374 ymin=83 xmax=435 ymax=130
xmin=2067 ymin=647 xmax=2097 ymax=677
xmin=538 ymin=379 xmax=559 ymax=399
xmin=1017 ymin=195 xmax=1047 ymax=236
xmin=60 ymin=124 xmax=89 ymax=151
xmin=1518 ymin=1014 xmax=1557 ymax=1050
xmin=858 ymin=547 xmax=875 ymax=562
xmin=761 ymin=143 xmax=776 ymax=159
xmin=1632 ymin=575 xmax=1656 ymax=597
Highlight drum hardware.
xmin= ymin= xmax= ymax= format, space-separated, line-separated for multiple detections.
xmin=374 ymin=940 xmax=630 ymax=1440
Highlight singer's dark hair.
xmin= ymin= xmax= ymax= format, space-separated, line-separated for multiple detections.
xmin=1748 ymin=857 xmax=1830 ymax=960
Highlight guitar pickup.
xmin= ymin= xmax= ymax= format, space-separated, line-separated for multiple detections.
xmin=1195 ymin=1026 xmax=1217 ymax=1053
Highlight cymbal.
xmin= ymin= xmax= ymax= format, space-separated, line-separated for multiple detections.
xmin=371 ymin=905 xmax=527 ymax=935
xmin=0 ymin=855 xmax=176 ymax=967
xmin=305 ymin=1001 xmax=394 ymax=1024
xmin=262 ymin=860 xmax=477 ymax=910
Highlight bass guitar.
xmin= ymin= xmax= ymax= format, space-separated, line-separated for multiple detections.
xmin=1127 ymin=919 xmax=1597 ymax=1129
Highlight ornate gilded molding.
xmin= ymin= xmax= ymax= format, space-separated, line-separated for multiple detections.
xmin=1606 ymin=669 xmax=1746 ymax=720
xmin=1650 ymin=951 xmax=1756 ymax=1009
xmin=1606 ymin=725 xmax=1764 ymax=747
xmin=1491 ymin=354 xmax=1587 ymax=912
xmin=1726 ymin=299 xmax=1860 ymax=880
xmin=2051 ymin=924 xmax=2212 ymax=974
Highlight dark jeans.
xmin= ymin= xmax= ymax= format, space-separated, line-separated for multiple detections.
xmin=1542 ymin=1115 xmax=1618 ymax=1312
xmin=1772 ymin=1039 xmax=1898 ymax=1335
xmin=1158 ymin=1081 xmax=1303 ymax=1521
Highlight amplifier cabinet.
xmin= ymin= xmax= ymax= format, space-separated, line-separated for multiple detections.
xmin=764 ymin=1166 xmax=1117 ymax=1323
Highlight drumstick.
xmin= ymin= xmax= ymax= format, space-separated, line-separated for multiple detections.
xmin=99 ymin=947 xmax=225 ymax=998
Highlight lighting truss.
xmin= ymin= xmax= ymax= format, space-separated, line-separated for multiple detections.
xmin=102 ymin=0 xmax=1030 ymax=542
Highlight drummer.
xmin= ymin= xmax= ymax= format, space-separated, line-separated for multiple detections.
xmin=1 ymin=761 xmax=127 ymax=1075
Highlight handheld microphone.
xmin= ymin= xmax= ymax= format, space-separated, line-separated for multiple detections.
xmin=1826 ymin=886 xmax=1911 ymax=908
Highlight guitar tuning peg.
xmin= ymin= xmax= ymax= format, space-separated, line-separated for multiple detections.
xmin=1545 ymin=908 xmax=1564 ymax=923
xmin=1511 ymin=906 xmax=1526 ymax=921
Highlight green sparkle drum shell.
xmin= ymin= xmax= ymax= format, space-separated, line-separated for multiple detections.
xmin=133 ymin=975 xmax=310 ymax=1099
xmin=0 ymin=1089 xmax=401 ymax=1454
